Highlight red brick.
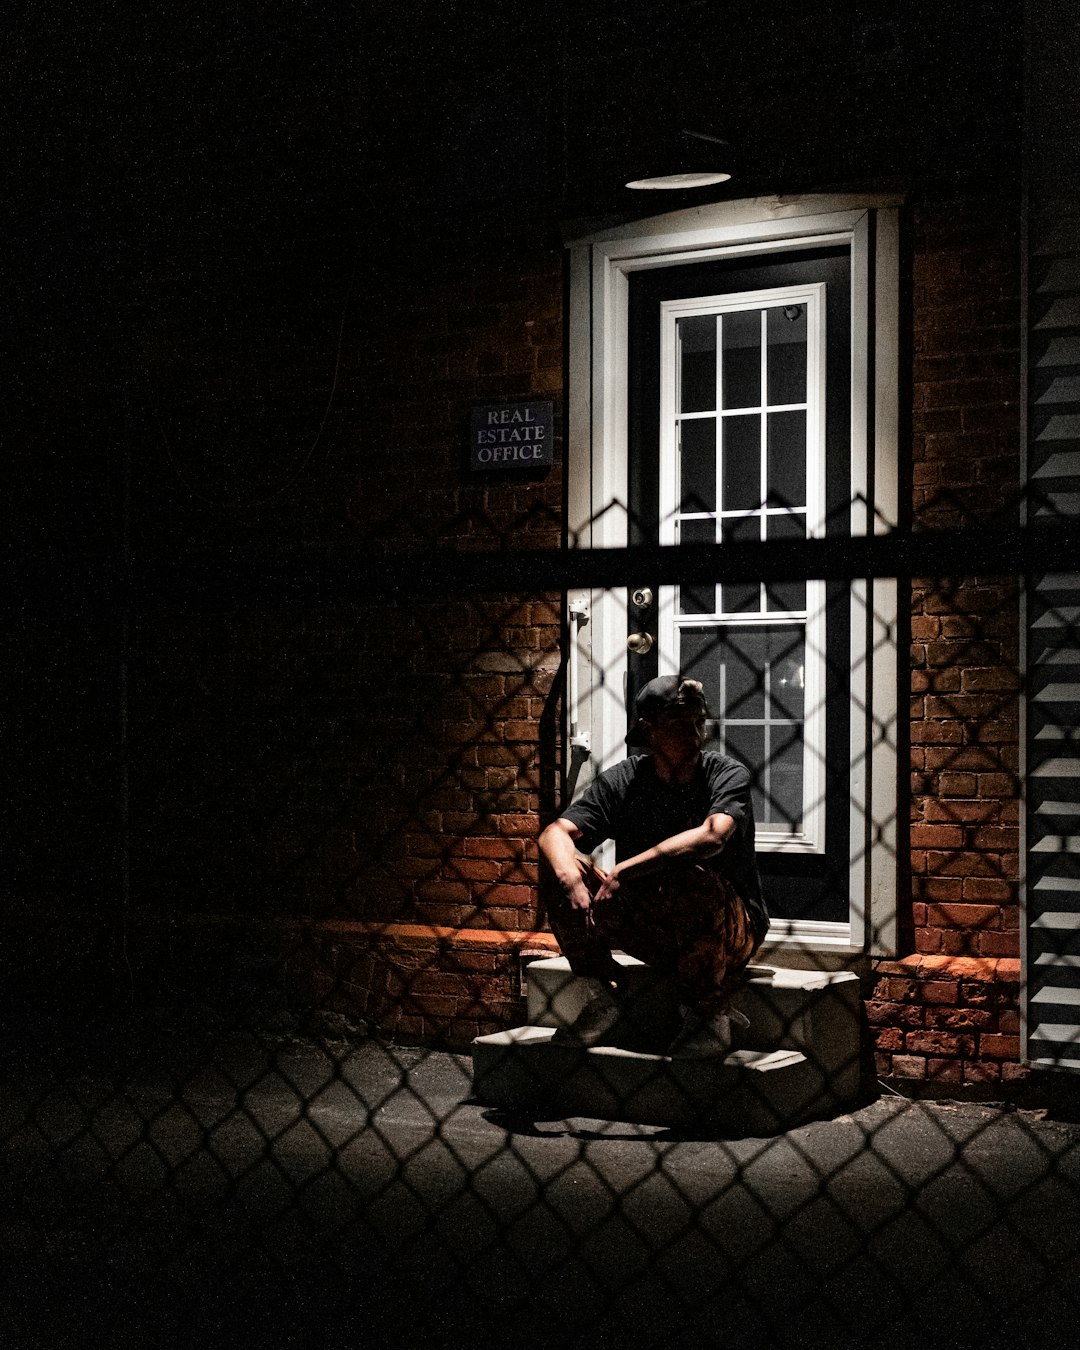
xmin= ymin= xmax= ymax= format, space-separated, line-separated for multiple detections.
xmin=467 ymin=836 xmax=527 ymax=859
xmin=979 ymin=1033 xmax=1021 ymax=1059
xmin=398 ymin=968 xmax=473 ymax=996
xmin=444 ymin=951 xmax=499 ymax=974
xmin=906 ymin=1030 xmax=975 ymax=1057
xmin=940 ymin=930 xmax=979 ymax=957
xmin=925 ymin=1007 xmax=993 ymax=1030
xmin=926 ymin=1058 xmax=963 ymax=1083
xmin=961 ymin=668 xmax=1021 ymax=692
xmin=912 ymin=876 xmax=965 ymax=903
xmin=874 ymin=960 xmax=923 ymax=977
xmin=483 ymin=907 xmax=536 ymax=930
xmin=866 ymin=1000 xmax=924 ymax=1027
xmin=405 ymin=832 xmax=461 ymax=858
xmin=450 ymin=859 xmax=503 ymax=882
xmin=961 ymin=878 xmax=1015 ymax=903
xmin=416 ymin=880 xmax=472 ymax=904
xmin=476 ymin=884 xmax=534 ymax=908
xmin=964 ymin=1060 xmax=1002 ymax=1084
xmin=976 ymin=931 xmax=1019 ymax=957
xmin=911 ymin=824 xmax=965 ymax=849
xmin=397 ymin=855 xmax=444 ymax=880
xmin=925 ymin=902 xmax=1001 ymax=929
xmin=924 ymin=691 xmax=1009 ymax=716
xmin=493 ymin=814 xmax=537 ymax=836
xmin=875 ymin=978 xmax=923 ymax=1002
xmin=911 ymin=721 xmax=964 ymax=746
xmin=967 ymin=826 xmax=1018 ymax=851
xmin=923 ymin=799 xmax=1000 ymax=823
xmin=891 ymin=1056 xmax=927 ymax=1080
xmin=912 ymin=668 xmax=962 ymax=694
xmin=922 ymin=981 xmax=960 ymax=1004
xmin=926 ymin=850 xmax=1017 ymax=878
xmin=923 ymin=747 xmax=1011 ymax=772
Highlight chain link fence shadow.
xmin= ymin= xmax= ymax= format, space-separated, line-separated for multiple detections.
xmin=4 ymin=497 xmax=1080 ymax=1349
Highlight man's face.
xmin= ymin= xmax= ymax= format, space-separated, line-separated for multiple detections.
xmin=647 ymin=705 xmax=707 ymax=767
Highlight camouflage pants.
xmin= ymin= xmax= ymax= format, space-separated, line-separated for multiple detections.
xmin=547 ymin=857 xmax=761 ymax=1012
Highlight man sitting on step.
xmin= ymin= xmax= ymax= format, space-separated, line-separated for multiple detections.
xmin=539 ymin=675 xmax=770 ymax=1058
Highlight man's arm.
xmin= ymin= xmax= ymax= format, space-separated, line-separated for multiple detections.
xmin=538 ymin=817 xmax=595 ymax=912
xmin=593 ymin=812 xmax=736 ymax=901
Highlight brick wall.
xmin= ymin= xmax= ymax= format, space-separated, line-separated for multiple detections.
xmin=880 ymin=193 xmax=1025 ymax=1087
xmin=283 ymin=193 xmax=1032 ymax=1087
xmin=337 ymin=249 xmax=564 ymax=934
xmin=287 ymin=923 xmax=559 ymax=1047
xmin=869 ymin=956 xmax=1023 ymax=1090
xmin=19 ymin=195 xmax=1029 ymax=1078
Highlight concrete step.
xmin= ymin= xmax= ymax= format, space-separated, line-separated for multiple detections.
xmin=472 ymin=1028 xmax=825 ymax=1133
xmin=471 ymin=957 xmax=863 ymax=1130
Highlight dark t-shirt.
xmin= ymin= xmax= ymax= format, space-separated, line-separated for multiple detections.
xmin=559 ymin=751 xmax=770 ymax=942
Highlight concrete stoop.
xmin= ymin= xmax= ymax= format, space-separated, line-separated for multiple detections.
xmin=471 ymin=955 xmax=863 ymax=1132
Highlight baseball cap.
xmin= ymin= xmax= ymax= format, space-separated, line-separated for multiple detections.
xmin=626 ymin=675 xmax=711 ymax=746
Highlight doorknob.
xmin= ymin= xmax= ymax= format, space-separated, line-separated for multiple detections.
xmin=627 ymin=632 xmax=654 ymax=655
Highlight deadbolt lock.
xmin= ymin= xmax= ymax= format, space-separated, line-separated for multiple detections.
xmin=631 ymin=587 xmax=654 ymax=609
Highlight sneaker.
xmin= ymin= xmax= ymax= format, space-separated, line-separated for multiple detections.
xmin=667 ymin=1006 xmax=749 ymax=1059
xmin=550 ymin=982 xmax=622 ymax=1048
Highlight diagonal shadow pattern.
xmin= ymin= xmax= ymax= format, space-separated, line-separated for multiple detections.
xmin=3 ymin=494 xmax=1080 ymax=1349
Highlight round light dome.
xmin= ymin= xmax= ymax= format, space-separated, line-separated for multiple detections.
xmin=626 ymin=170 xmax=732 ymax=190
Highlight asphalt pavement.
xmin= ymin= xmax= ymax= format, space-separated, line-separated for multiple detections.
xmin=2 ymin=1029 xmax=1079 ymax=1350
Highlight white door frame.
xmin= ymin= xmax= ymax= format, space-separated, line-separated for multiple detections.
xmin=566 ymin=193 xmax=902 ymax=957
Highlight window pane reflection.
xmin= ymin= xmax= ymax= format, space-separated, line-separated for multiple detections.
xmin=722 ymin=415 xmax=760 ymax=512
xmin=766 ymin=304 xmax=807 ymax=406
xmin=722 ymin=308 xmax=760 ymax=410
xmin=680 ymin=418 xmax=716 ymax=513
xmin=678 ymin=315 xmax=716 ymax=414
xmin=766 ymin=411 xmax=806 ymax=509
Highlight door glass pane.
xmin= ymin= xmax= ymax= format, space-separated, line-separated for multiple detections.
xmin=766 ymin=304 xmax=807 ymax=406
xmin=765 ymin=511 xmax=806 ymax=612
xmin=678 ymin=515 xmax=716 ymax=614
xmin=766 ymin=410 xmax=806 ymax=509
xmin=767 ymin=758 xmax=804 ymax=830
xmin=681 ymin=628 xmax=764 ymax=720
xmin=722 ymin=415 xmax=761 ymax=512
xmin=770 ymin=636 xmax=806 ymax=720
xmin=679 ymin=624 xmax=806 ymax=831
xmin=679 ymin=418 xmax=716 ymax=513
xmin=723 ymin=724 xmax=766 ymax=820
xmin=720 ymin=513 xmax=761 ymax=612
xmin=678 ymin=315 xmax=716 ymax=413
xmin=721 ymin=308 xmax=761 ymax=410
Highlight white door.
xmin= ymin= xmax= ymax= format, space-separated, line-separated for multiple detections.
xmin=566 ymin=197 xmax=902 ymax=952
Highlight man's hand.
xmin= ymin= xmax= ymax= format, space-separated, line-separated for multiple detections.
xmin=563 ymin=855 xmax=597 ymax=912
xmin=540 ymin=818 xmax=600 ymax=913
xmin=593 ymin=864 xmax=623 ymax=905
xmin=592 ymin=813 xmax=737 ymax=898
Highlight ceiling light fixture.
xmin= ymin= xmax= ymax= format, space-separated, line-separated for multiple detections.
xmin=625 ymin=129 xmax=733 ymax=190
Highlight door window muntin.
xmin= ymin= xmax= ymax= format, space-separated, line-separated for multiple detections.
xmin=658 ymin=284 xmax=827 ymax=852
